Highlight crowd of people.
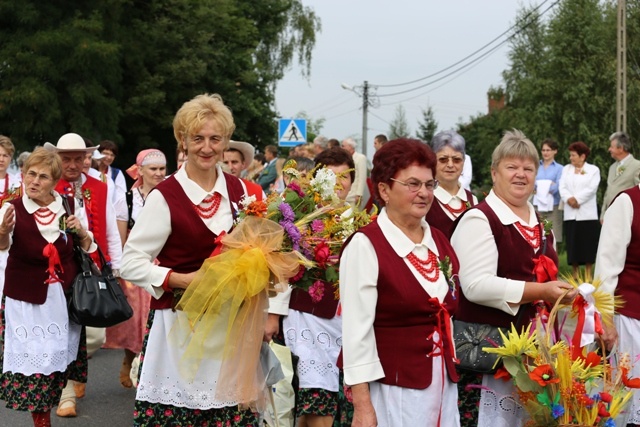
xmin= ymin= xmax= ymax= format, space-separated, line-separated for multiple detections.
xmin=0 ymin=92 xmax=639 ymax=427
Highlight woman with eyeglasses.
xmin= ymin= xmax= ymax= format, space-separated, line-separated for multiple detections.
xmin=426 ymin=130 xmax=477 ymax=239
xmin=340 ymin=139 xmax=461 ymax=427
xmin=451 ymin=130 xmax=575 ymax=427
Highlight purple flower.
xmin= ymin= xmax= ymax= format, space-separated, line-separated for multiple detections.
xmin=280 ymin=220 xmax=301 ymax=250
xmin=311 ymin=219 xmax=324 ymax=233
xmin=279 ymin=203 xmax=295 ymax=222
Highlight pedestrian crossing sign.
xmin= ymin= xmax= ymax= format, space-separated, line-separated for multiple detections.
xmin=278 ymin=118 xmax=307 ymax=147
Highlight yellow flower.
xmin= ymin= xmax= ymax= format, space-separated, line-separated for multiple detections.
xmin=483 ymin=323 xmax=537 ymax=359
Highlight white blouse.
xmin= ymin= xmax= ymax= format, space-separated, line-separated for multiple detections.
xmin=594 ymin=186 xmax=637 ymax=296
xmin=121 ymin=165 xmax=243 ymax=300
xmin=433 ymin=185 xmax=478 ymax=220
xmin=339 ymin=208 xmax=450 ymax=386
xmin=450 ymin=190 xmax=538 ymax=316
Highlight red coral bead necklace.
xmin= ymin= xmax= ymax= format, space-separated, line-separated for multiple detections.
xmin=193 ymin=193 xmax=222 ymax=219
xmin=34 ymin=207 xmax=56 ymax=226
xmin=514 ymin=222 xmax=541 ymax=249
xmin=407 ymin=250 xmax=440 ymax=283
xmin=439 ymin=200 xmax=467 ymax=217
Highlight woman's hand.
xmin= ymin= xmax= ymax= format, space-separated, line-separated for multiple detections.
xmin=67 ymin=214 xmax=92 ymax=249
xmin=0 ymin=205 xmax=15 ymax=250
xmin=169 ymin=271 xmax=198 ymax=290
xmin=67 ymin=215 xmax=89 ymax=238
xmin=542 ymin=280 xmax=577 ymax=305
xmin=0 ymin=205 xmax=15 ymax=236
xmin=567 ymin=196 xmax=579 ymax=209
xmin=599 ymin=322 xmax=618 ymax=351
xmin=351 ymin=383 xmax=377 ymax=427
xmin=352 ymin=402 xmax=377 ymax=427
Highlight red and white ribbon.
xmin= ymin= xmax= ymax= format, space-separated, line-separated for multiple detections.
xmin=572 ymin=283 xmax=603 ymax=353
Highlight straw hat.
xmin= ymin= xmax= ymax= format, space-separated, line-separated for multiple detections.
xmin=44 ymin=133 xmax=98 ymax=153
xmin=228 ymin=140 xmax=255 ymax=165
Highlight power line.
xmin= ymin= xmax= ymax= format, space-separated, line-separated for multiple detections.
xmin=379 ymin=42 xmax=496 ymax=107
xmin=374 ymin=0 xmax=560 ymax=98
xmin=313 ymin=97 xmax=357 ymax=115
xmin=368 ymin=110 xmax=392 ymax=126
xmin=324 ymin=107 xmax=361 ymax=121
xmin=373 ymin=0 xmax=551 ymax=89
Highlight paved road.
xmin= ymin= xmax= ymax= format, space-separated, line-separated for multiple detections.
xmin=0 ymin=348 xmax=136 ymax=426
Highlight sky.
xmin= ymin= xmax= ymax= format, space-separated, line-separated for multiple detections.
xmin=274 ymin=0 xmax=539 ymax=160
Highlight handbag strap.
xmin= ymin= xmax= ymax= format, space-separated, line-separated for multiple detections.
xmin=61 ymin=195 xmax=105 ymax=274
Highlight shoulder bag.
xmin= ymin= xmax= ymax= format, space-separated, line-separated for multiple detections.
xmin=62 ymin=196 xmax=133 ymax=327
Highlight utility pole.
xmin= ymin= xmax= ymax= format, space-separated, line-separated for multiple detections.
xmin=362 ymin=81 xmax=369 ymax=158
xmin=616 ymin=0 xmax=627 ymax=133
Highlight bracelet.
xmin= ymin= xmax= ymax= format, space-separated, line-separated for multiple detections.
xmin=161 ymin=270 xmax=174 ymax=293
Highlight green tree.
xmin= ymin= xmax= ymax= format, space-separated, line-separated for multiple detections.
xmin=0 ymin=0 xmax=321 ymax=167
xmin=416 ymin=105 xmax=438 ymax=143
xmin=458 ymin=0 xmax=640 ymax=204
xmin=388 ymin=105 xmax=411 ymax=139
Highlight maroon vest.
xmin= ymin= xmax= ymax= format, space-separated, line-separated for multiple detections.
xmin=151 ymin=173 xmax=244 ymax=310
xmin=454 ymin=202 xmax=558 ymax=328
xmin=341 ymin=220 xmax=459 ymax=389
xmin=4 ymin=198 xmax=79 ymax=304
xmin=426 ymin=189 xmax=476 ymax=239
xmin=614 ymin=187 xmax=640 ymax=319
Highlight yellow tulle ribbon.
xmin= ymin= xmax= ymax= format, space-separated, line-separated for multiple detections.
xmin=172 ymin=216 xmax=301 ymax=407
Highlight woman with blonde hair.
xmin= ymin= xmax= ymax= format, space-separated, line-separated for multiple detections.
xmin=121 ymin=94 xmax=267 ymax=426
xmin=451 ymin=130 xmax=575 ymax=427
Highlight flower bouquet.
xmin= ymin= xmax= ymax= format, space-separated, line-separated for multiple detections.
xmin=483 ymin=274 xmax=637 ymax=426
xmin=236 ymin=160 xmax=374 ymax=301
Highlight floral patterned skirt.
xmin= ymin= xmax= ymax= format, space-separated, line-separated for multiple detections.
xmin=457 ymin=370 xmax=482 ymax=427
xmin=0 ymin=299 xmax=87 ymax=413
xmin=133 ymin=400 xmax=259 ymax=426
xmin=296 ymin=387 xmax=338 ymax=417
xmin=133 ymin=310 xmax=259 ymax=426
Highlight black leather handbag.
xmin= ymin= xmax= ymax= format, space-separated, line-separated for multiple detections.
xmin=68 ymin=245 xmax=133 ymax=327
xmin=453 ymin=320 xmax=505 ymax=374
xmin=62 ymin=196 xmax=133 ymax=327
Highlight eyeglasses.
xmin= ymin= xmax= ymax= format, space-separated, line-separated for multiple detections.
xmin=26 ymin=170 xmax=52 ymax=182
xmin=437 ymin=156 xmax=464 ymax=165
xmin=390 ymin=178 xmax=439 ymax=192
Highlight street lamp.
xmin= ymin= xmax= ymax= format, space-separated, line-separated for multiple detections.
xmin=341 ymin=81 xmax=373 ymax=158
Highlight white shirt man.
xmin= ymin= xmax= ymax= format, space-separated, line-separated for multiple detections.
xmin=341 ymin=137 xmax=367 ymax=209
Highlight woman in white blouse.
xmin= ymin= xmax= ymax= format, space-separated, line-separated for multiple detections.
xmin=0 ymin=148 xmax=95 ymax=427
xmin=340 ymin=139 xmax=461 ymax=427
xmin=450 ymin=130 xmax=575 ymax=427
xmin=559 ymin=141 xmax=601 ymax=279
xmin=120 ymin=94 xmax=272 ymax=426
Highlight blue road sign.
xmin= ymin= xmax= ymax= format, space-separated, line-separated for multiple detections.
xmin=278 ymin=118 xmax=307 ymax=147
